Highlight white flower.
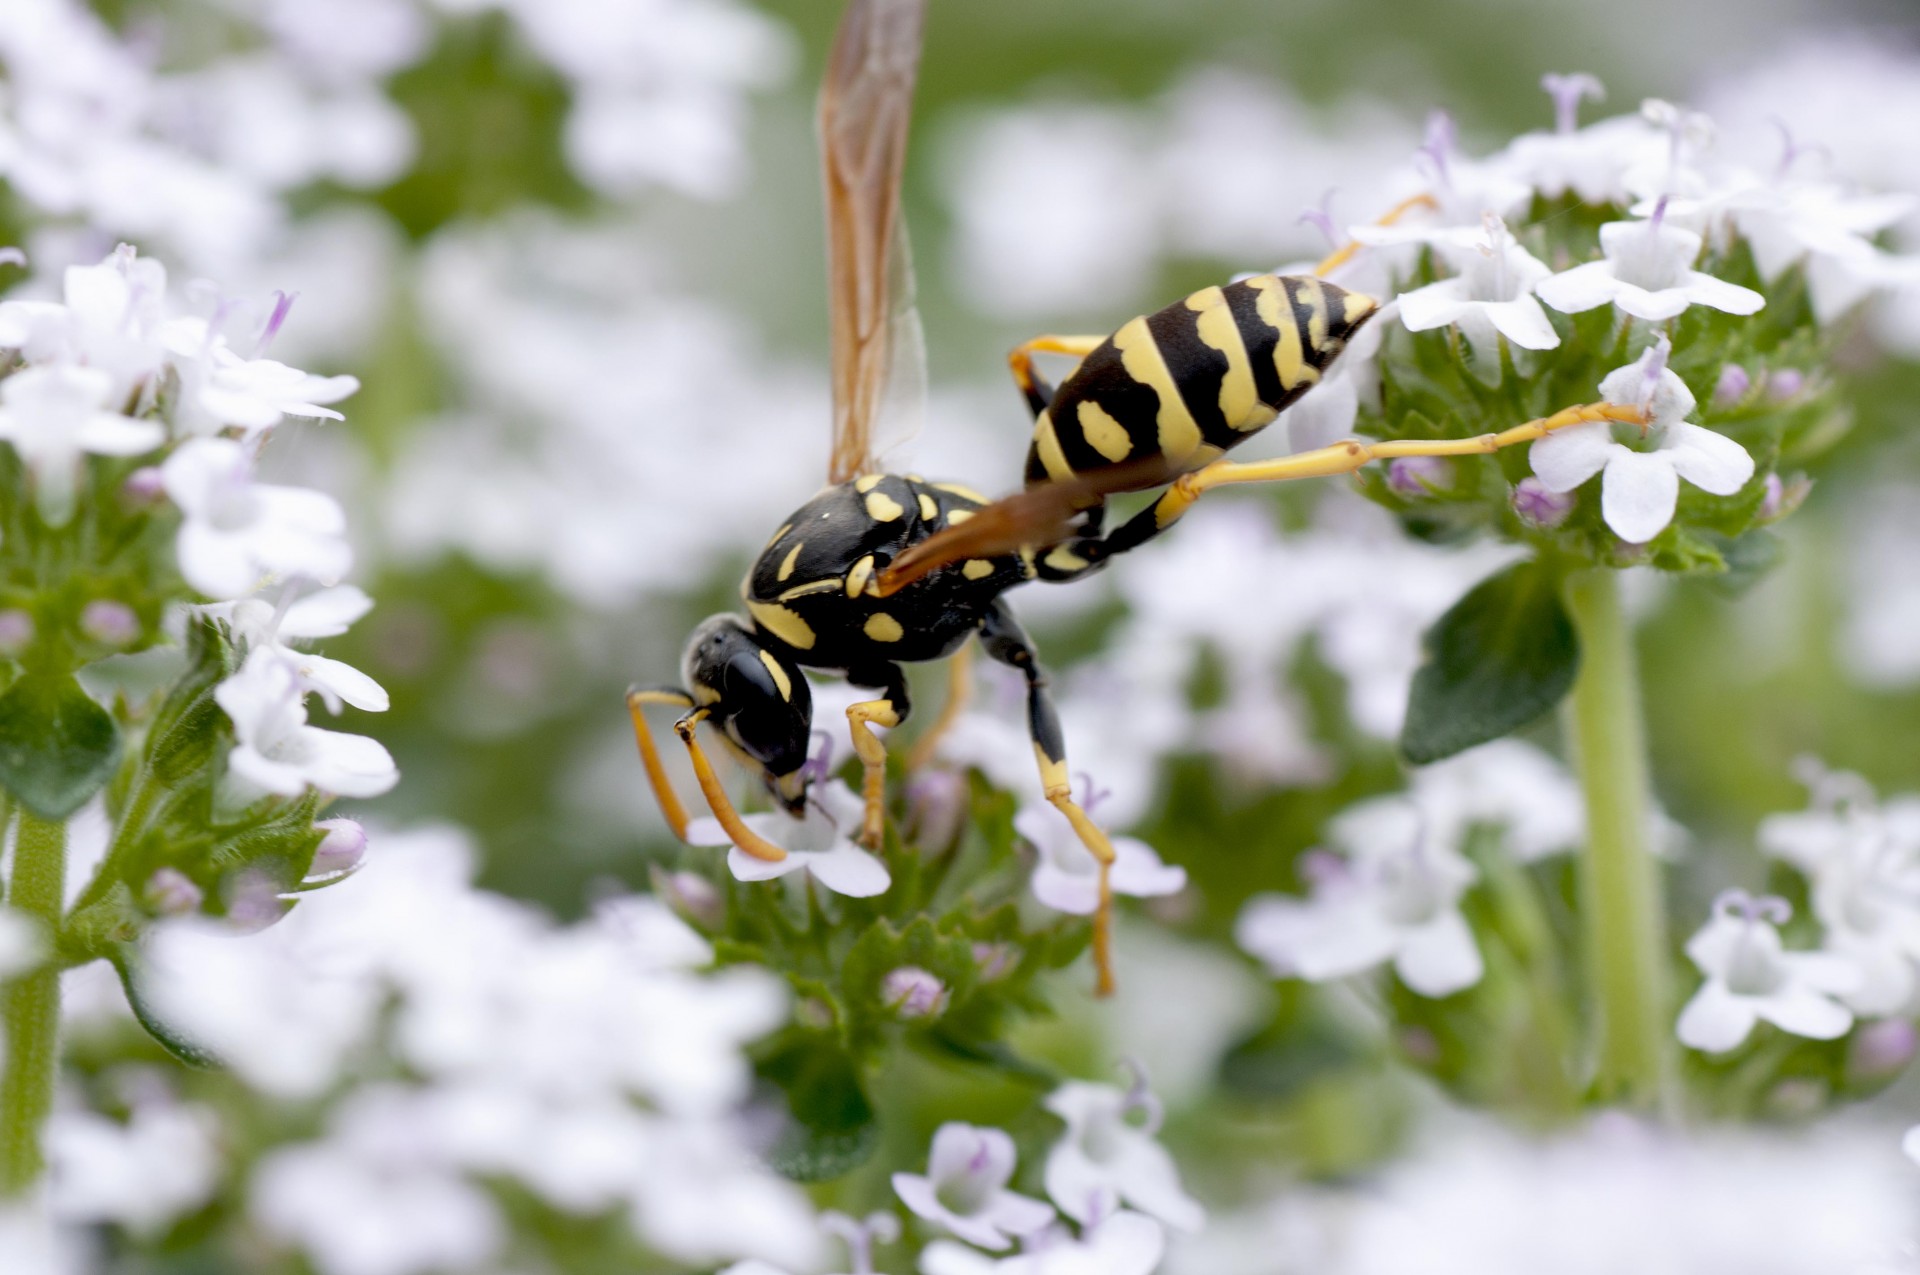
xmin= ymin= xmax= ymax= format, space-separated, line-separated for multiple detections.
xmin=0 ymin=363 xmax=163 ymax=523
xmin=215 ymin=647 xmax=398 ymax=798
xmin=1015 ymin=799 xmax=1185 ymax=916
xmin=162 ymin=437 xmax=352 ymax=599
xmin=686 ymin=780 xmax=889 ymax=897
xmin=1528 ymin=337 xmax=1755 ymax=543
xmin=892 ymin=1123 xmax=1054 ymax=1251
xmin=1044 ymin=1073 xmax=1203 ymax=1233
xmin=920 ymin=1208 xmax=1166 ymax=1275
xmin=1394 ymin=214 xmax=1560 ymax=354
xmin=200 ymin=585 xmax=387 ymax=713
xmin=1405 ymin=738 xmax=1584 ymax=863
xmin=1499 ymin=77 xmax=1668 ymax=206
xmin=1676 ymin=892 xmax=1860 ymax=1053
xmin=1536 ymin=211 xmax=1765 ymax=321
xmin=163 ymin=315 xmax=360 ymax=438
xmin=0 ymin=247 xmax=170 ymax=401
xmin=1237 ymin=796 xmax=1484 ymax=997
xmin=47 ymin=1099 xmax=222 ymax=1234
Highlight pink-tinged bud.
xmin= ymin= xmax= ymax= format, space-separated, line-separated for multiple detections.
xmin=1758 ymin=472 xmax=1785 ymax=521
xmin=0 ymin=609 xmax=33 ymax=658
xmin=971 ymin=942 xmax=1017 ymax=982
xmin=80 ymin=600 xmax=139 ymax=647
xmin=1850 ymin=1018 xmax=1918 ymax=1083
xmin=143 ymin=867 xmax=203 ymax=917
xmin=905 ymin=769 xmax=967 ymax=852
xmin=1396 ymin=1025 xmax=1441 ymax=1066
xmin=309 ymin=818 xmax=367 ymax=878
xmin=1511 ymin=477 xmax=1575 ymax=529
xmin=1764 ymin=1077 xmax=1826 ymax=1118
xmin=224 ymin=872 xmax=293 ymax=934
xmin=1387 ymin=455 xmax=1453 ymax=497
xmin=649 ymin=866 xmax=724 ymax=930
xmin=1767 ymin=368 xmax=1805 ymax=400
xmin=121 ymin=466 xmax=167 ymax=505
xmin=1713 ymin=363 xmax=1750 ymax=406
xmin=881 ymin=966 xmax=949 ymax=1020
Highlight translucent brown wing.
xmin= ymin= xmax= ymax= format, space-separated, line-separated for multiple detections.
xmin=875 ymin=455 xmax=1180 ymax=596
xmin=821 ymin=0 xmax=926 ymax=484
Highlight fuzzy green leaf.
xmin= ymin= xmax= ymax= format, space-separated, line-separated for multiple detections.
xmin=1400 ymin=560 xmax=1579 ymax=764
xmin=758 ymin=1037 xmax=878 ymax=1182
xmin=0 ymin=672 xmax=122 ymax=819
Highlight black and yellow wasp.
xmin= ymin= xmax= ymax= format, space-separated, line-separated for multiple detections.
xmin=629 ymin=0 xmax=1645 ymax=996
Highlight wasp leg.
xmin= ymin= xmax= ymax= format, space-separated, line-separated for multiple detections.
xmin=1008 ymin=334 xmax=1107 ymax=417
xmin=1313 ymin=192 xmax=1438 ymax=277
xmin=846 ymin=663 xmax=912 ymax=849
xmin=1049 ymin=400 xmax=1651 ymax=576
xmin=978 ymin=600 xmax=1119 ymax=998
xmin=627 ymin=687 xmax=698 ymax=839
xmin=670 ymin=707 xmax=789 ymax=863
xmin=906 ymin=641 xmax=973 ymax=772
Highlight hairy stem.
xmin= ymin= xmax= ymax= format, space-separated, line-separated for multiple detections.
xmin=2 ymin=812 xmax=66 ymax=1195
xmin=1564 ymin=569 xmax=1673 ymax=1110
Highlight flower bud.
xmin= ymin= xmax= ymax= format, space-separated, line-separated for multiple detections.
xmin=649 ymin=865 xmax=724 ymax=930
xmin=1758 ymin=472 xmax=1811 ymax=524
xmin=1713 ymin=363 xmax=1750 ymax=406
xmin=121 ymin=466 xmax=167 ymax=505
xmin=881 ymin=966 xmax=949 ymax=1020
xmin=1510 ymin=477 xmax=1575 ymax=529
xmin=224 ymin=871 xmax=293 ymax=933
xmin=971 ymin=942 xmax=1017 ymax=982
xmin=1849 ymin=1018 xmax=1918 ymax=1084
xmin=309 ymin=818 xmax=367 ymax=878
xmin=143 ymin=867 xmax=204 ymax=917
xmin=1766 ymin=368 xmax=1805 ymax=400
xmin=80 ymin=600 xmax=138 ymax=648
xmin=905 ymin=769 xmax=967 ymax=852
xmin=0 ymin=609 xmax=32 ymax=658
xmin=1387 ymin=455 xmax=1453 ymax=497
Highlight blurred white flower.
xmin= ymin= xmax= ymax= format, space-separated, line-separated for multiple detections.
xmin=685 ymin=779 xmax=890 ymax=898
xmin=1238 ymin=794 xmax=1483 ymax=997
xmin=164 ymin=329 xmax=361 ymax=440
xmin=0 ymin=363 xmax=164 ymax=524
xmin=1536 ymin=209 xmax=1766 ymax=321
xmin=1016 ymin=793 xmax=1185 ymax=917
xmin=1498 ymin=75 xmax=1667 ymax=206
xmin=892 ymin=1123 xmax=1055 ymax=1250
xmin=1393 ymin=213 xmax=1560 ymax=353
xmin=1045 ymin=1071 xmax=1203 ymax=1234
xmin=163 ymin=437 xmax=352 ymax=599
xmin=1676 ymin=891 xmax=1859 ymax=1052
xmin=215 ymin=647 xmax=398 ymax=799
xmin=47 ymin=1096 xmax=221 ymax=1234
xmin=1530 ymin=336 xmax=1753 ymax=543
xmin=922 ymin=1207 xmax=1167 ymax=1275
xmin=1404 ymin=738 xmax=1585 ymax=863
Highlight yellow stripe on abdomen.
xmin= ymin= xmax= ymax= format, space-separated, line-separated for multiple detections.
xmin=1113 ymin=315 xmax=1202 ymax=466
xmin=1251 ymin=276 xmax=1318 ymax=393
xmin=1188 ymin=286 xmax=1270 ymax=432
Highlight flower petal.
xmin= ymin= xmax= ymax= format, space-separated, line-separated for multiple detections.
xmin=1534 ymin=261 xmax=1618 ymax=314
xmin=1681 ymin=271 xmax=1766 ymax=316
xmin=1599 ymin=449 xmax=1680 ymax=543
xmin=1529 ymin=422 xmax=1616 ymax=493
xmin=1756 ymin=986 xmax=1853 ymax=1040
xmin=1393 ymin=909 xmax=1484 ymax=997
xmin=1609 ymin=284 xmax=1692 ymax=322
xmin=725 ymin=846 xmax=803 ymax=883
xmin=1676 ymin=982 xmax=1758 ymax=1052
xmin=1660 ymin=422 xmax=1754 ymax=496
xmin=801 ymin=844 xmax=891 ymax=897
xmin=1481 ymin=297 xmax=1561 ymax=350
xmin=1394 ymin=280 xmax=1470 ymax=332
xmin=1108 ymin=837 xmax=1186 ymax=899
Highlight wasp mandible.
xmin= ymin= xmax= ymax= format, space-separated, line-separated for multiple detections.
xmin=629 ymin=0 xmax=1646 ymax=997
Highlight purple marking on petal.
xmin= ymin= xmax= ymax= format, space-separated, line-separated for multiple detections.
xmin=1636 ymin=335 xmax=1672 ymax=410
xmin=1298 ymin=188 xmax=1341 ymax=248
xmin=799 ymin=729 xmax=836 ymax=784
xmin=203 ymin=296 xmax=240 ymax=357
xmin=1770 ymin=117 xmax=1833 ymax=179
xmin=1713 ymin=888 xmax=1791 ymax=925
xmin=254 ymin=290 xmax=298 ymax=357
xmin=1511 ymin=477 xmax=1575 ymax=529
xmin=1648 ymin=194 xmax=1670 ymax=236
xmin=1541 ymin=72 xmax=1605 ymax=135
xmin=1415 ymin=110 xmax=1456 ymax=188
xmin=1075 ymin=771 xmax=1113 ymax=817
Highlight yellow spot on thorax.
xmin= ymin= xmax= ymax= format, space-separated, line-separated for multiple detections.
xmin=863 ymin=612 xmax=905 ymax=642
xmin=1076 ymin=400 xmax=1133 ymax=462
xmin=865 ymin=490 xmax=905 ymax=521
xmin=758 ymin=650 xmax=793 ymax=700
xmin=748 ymin=600 xmax=816 ymax=650
xmin=917 ymin=492 xmax=939 ymax=521
xmin=962 ymin=558 xmax=995 ymax=580
xmin=845 ymin=554 xmax=875 ymax=598
xmin=776 ymin=540 xmax=804 ymax=581
xmin=1189 ymin=286 xmax=1273 ymax=432
xmin=855 ymin=474 xmax=884 ymax=493
xmin=1114 ymin=315 xmax=1201 ymax=465
xmin=946 ymin=508 xmax=975 ymax=525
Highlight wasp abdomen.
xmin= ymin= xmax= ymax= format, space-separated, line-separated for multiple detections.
xmin=1024 ymin=274 xmax=1378 ymax=486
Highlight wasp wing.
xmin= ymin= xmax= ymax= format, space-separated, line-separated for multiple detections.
xmin=875 ymin=455 xmax=1180 ymax=596
xmin=821 ymin=0 xmax=926 ymax=485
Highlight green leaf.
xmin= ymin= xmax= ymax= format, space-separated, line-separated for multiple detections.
xmin=0 ymin=672 xmax=122 ymax=819
xmin=111 ymin=947 xmax=223 ymax=1070
xmin=758 ymin=1037 xmax=878 ymax=1182
xmin=1400 ymin=560 xmax=1579 ymax=764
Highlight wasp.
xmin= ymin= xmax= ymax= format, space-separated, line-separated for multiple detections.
xmin=629 ymin=0 xmax=1646 ymax=996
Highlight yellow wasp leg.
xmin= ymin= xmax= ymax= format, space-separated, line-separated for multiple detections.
xmin=905 ymin=642 xmax=973 ymax=772
xmin=627 ymin=688 xmax=697 ymax=839
xmin=1045 ymin=770 xmax=1119 ymax=999
xmin=1314 ymin=192 xmax=1439 ymax=278
xmin=1008 ymin=333 xmax=1107 ymax=416
xmin=1143 ymin=401 xmax=1649 ymax=536
xmin=846 ymin=697 xmax=903 ymax=849
xmin=673 ymin=708 xmax=790 ymax=863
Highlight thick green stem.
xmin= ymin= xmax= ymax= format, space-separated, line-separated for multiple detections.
xmin=2 ymin=812 xmax=65 ymax=1195
xmin=1564 ymin=569 xmax=1674 ymax=1110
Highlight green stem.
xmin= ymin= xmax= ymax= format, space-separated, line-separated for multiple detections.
xmin=1564 ymin=569 xmax=1674 ymax=1111
xmin=2 ymin=811 xmax=66 ymax=1196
